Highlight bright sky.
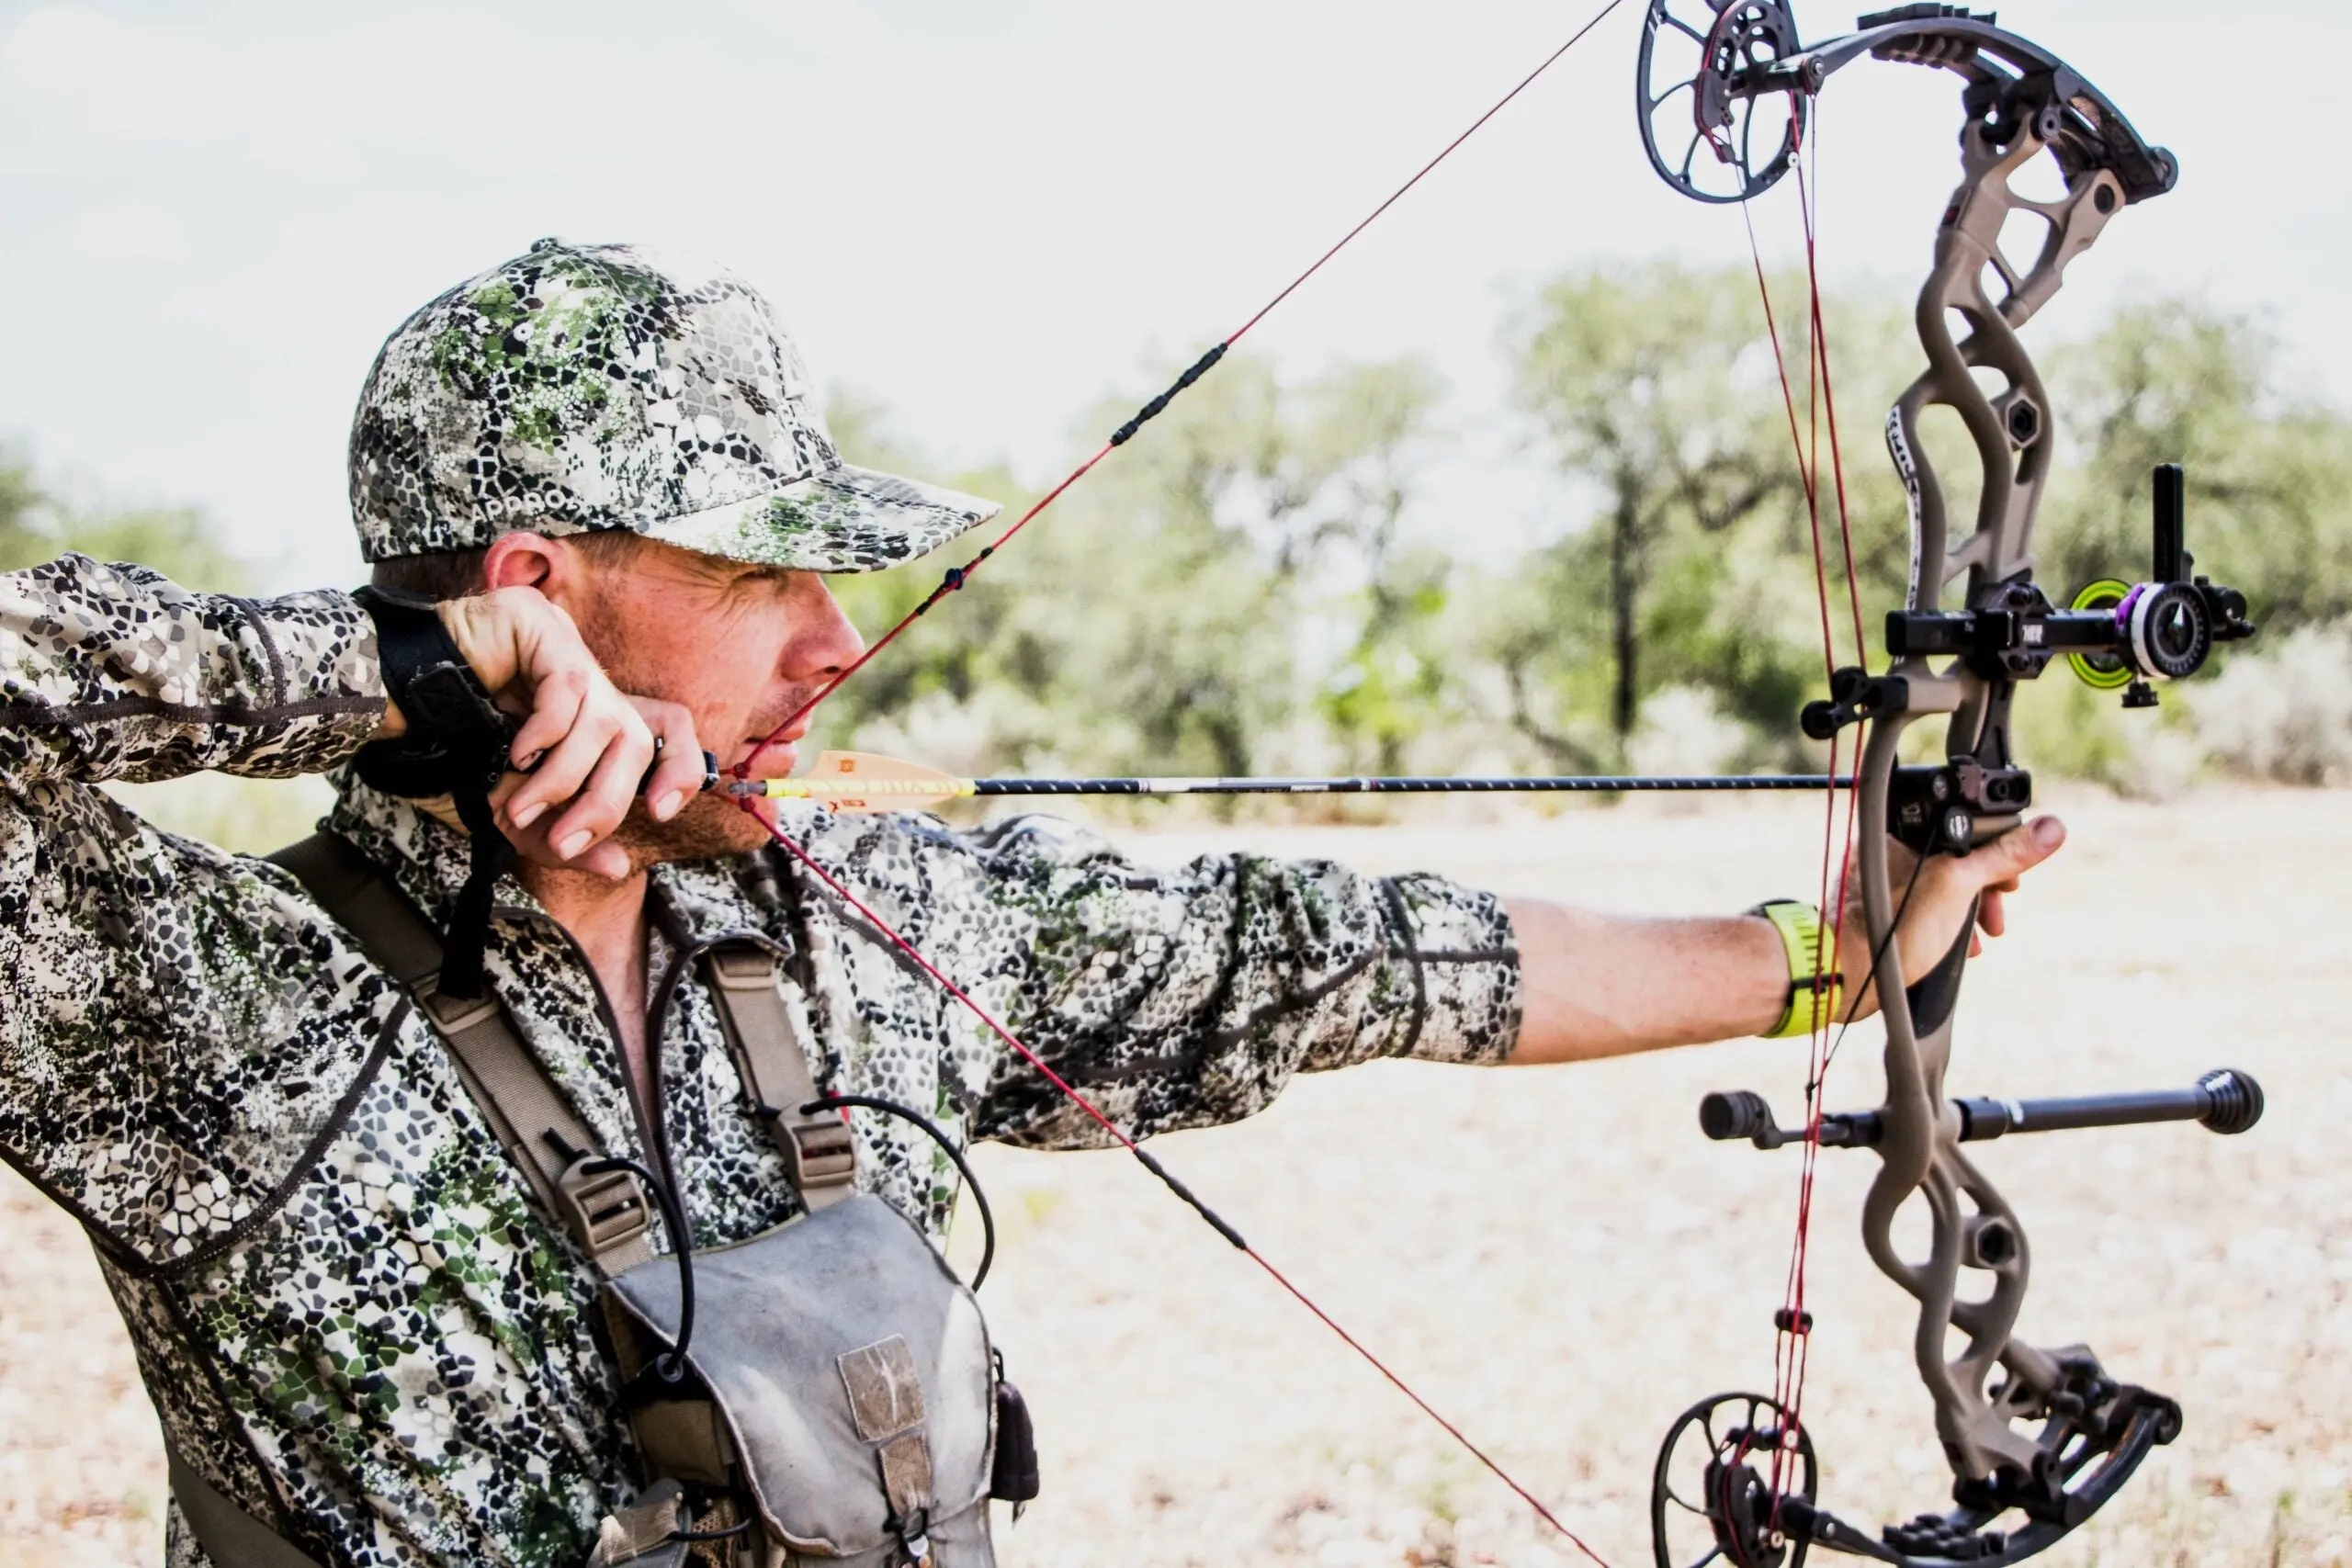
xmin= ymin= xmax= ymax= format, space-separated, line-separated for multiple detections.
xmin=1 ymin=0 xmax=2341 ymax=592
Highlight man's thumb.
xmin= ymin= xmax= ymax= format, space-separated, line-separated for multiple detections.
xmin=1984 ymin=814 xmax=2065 ymax=877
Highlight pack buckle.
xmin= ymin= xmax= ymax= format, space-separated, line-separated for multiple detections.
xmin=782 ymin=1111 xmax=858 ymax=1196
xmin=556 ymin=1158 xmax=652 ymax=1258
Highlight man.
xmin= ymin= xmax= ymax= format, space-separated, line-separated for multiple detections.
xmin=0 ymin=240 xmax=2061 ymax=1568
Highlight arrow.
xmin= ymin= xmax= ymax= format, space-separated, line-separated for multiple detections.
xmin=729 ymin=750 xmax=1854 ymax=812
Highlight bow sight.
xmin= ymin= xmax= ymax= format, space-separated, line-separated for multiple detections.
xmin=1801 ymin=461 xmax=2256 ymax=856
xmin=1639 ymin=3 xmax=2265 ymax=1565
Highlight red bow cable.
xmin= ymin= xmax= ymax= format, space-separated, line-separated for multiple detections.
xmin=724 ymin=7 xmax=1663 ymax=1561
xmin=1728 ymin=107 xmax=1873 ymax=1531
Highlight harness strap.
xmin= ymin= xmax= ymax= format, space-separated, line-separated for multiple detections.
xmin=267 ymin=831 xmax=655 ymax=1275
xmin=704 ymin=946 xmax=856 ymax=1210
xmin=165 ymin=1438 xmax=328 ymax=1568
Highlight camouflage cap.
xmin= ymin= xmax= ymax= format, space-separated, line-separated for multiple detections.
xmin=347 ymin=239 xmax=1001 ymax=568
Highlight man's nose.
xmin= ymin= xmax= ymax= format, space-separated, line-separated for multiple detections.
xmin=779 ymin=576 xmax=868 ymax=681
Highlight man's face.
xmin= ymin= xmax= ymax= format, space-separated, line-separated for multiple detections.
xmin=556 ymin=534 xmax=867 ymax=863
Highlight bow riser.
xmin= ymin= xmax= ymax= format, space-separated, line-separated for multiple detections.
xmin=1866 ymin=71 xmax=2162 ymax=1498
xmin=1901 ymin=139 xmax=2063 ymax=606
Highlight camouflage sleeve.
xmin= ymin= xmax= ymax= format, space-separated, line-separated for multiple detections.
xmin=0 ymin=556 xmax=401 ymax=1258
xmin=0 ymin=552 xmax=383 ymax=786
xmin=872 ymin=813 xmax=1521 ymax=1151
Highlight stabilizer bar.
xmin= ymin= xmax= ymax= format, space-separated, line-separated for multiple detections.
xmin=1701 ymin=1067 xmax=2263 ymax=1150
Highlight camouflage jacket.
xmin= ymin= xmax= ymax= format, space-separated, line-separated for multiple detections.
xmin=0 ymin=554 xmax=1522 ymax=1568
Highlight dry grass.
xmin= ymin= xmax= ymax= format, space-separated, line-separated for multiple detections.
xmin=6 ymin=786 xmax=2346 ymax=1566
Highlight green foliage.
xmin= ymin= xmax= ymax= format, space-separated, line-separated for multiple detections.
xmin=1493 ymin=264 xmax=1917 ymax=769
xmin=2005 ymin=299 xmax=2352 ymax=787
xmin=2 ymin=448 xmax=297 ymax=839
xmin=0 ymin=458 xmax=43 ymax=566
xmin=104 ymin=773 xmax=337 ymax=857
xmin=0 ymin=448 xmax=247 ymax=590
xmin=819 ymin=357 xmax=1452 ymax=782
xmin=1492 ymin=271 xmax=2350 ymax=790
xmin=2041 ymin=298 xmax=2352 ymax=633
xmin=811 ymin=277 xmax=2351 ymax=794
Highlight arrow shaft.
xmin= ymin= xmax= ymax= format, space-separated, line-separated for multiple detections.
xmin=973 ymin=773 xmax=1850 ymax=795
xmin=738 ymin=773 xmax=1852 ymax=801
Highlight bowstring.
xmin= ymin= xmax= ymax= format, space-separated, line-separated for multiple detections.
xmin=723 ymin=8 xmax=1638 ymax=1557
xmin=1738 ymin=100 xmax=1870 ymax=1512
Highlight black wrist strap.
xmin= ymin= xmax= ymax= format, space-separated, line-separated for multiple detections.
xmin=351 ymin=585 xmax=516 ymax=999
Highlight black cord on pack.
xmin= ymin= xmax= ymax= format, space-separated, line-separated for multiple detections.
xmin=802 ymin=1094 xmax=998 ymax=1291
xmin=576 ymin=1152 xmax=698 ymax=1383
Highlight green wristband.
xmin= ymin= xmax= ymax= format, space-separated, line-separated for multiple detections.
xmin=1750 ymin=899 xmax=1843 ymax=1039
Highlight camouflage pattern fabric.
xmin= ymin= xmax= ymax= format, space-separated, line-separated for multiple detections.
xmin=348 ymin=240 xmax=1002 ymax=570
xmin=0 ymin=554 xmax=1523 ymax=1568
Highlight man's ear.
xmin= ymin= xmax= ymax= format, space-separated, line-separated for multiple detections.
xmin=481 ymin=532 xmax=565 ymax=597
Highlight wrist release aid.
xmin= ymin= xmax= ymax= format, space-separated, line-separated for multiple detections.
xmin=1750 ymin=898 xmax=1843 ymax=1039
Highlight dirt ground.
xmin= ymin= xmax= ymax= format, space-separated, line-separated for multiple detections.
xmin=5 ymin=786 xmax=2346 ymax=1567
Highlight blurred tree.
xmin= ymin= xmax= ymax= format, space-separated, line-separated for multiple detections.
xmin=2041 ymin=297 xmax=2352 ymax=633
xmin=818 ymin=353 xmax=1450 ymax=782
xmin=0 ymin=446 xmax=246 ymax=590
xmin=1497 ymin=265 xmax=1899 ymax=769
xmin=1287 ymin=360 xmax=1452 ymax=774
xmin=2002 ymin=295 xmax=2352 ymax=787
xmin=0 ymin=446 xmax=298 ymax=847
xmin=0 ymin=453 xmax=44 ymax=565
xmin=3 ymin=279 xmax=2337 ymax=820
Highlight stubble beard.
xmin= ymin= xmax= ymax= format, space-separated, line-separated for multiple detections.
xmin=611 ymin=789 xmax=776 ymax=867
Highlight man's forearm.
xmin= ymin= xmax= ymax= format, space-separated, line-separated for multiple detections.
xmin=0 ymin=555 xmax=383 ymax=788
xmin=1502 ymin=898 xmax=1786 ymax=1065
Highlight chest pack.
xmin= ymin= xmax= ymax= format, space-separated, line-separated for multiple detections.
xmin=170 ymin=832 xmax=1036 ymax=1568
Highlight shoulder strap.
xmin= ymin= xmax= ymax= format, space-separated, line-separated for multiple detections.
xmin=167 ymin=1439 xmax=328 ymax=1568
xmin=269 ymin=831 xmax=654 ymax=1274
xmin=704 ymin=944 xmax=856 ymax=1210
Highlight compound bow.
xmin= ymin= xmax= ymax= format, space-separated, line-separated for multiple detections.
xmin=1636 ymin=6 xmax=2262 ymax=1564
xmin=707 ymin=6 xmax=2268 ymax=1564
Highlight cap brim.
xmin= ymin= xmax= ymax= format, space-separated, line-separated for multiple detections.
xmin=639 ymin=463 xmax=1002 ymax=573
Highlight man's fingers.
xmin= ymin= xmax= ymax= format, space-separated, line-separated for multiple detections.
xmin=542 ymin=714 xmax=657 ymax=861
xmin=441 ymin=588 xmax=602 ymax=773
xmin=1941 ymin=816 xmax=2057 ymax=954
xmin=422 ymin=585 xmax=659 ymax=876
xmin=500 ymin=811 xmax=635 ymax=878
xmin=505 ymin=699 xmax=628 ymax=833
xmin=632 ymin=700 xmax=708 ymax=821
xmin=1978 ymin=886 xmax=2008 ymax=939
xmin=1981 ymin=814 xmax=2065 ymax=883
xmin=506 ymin=662 xmax=594 ymax=778
xmin=572 ymin=840 xmax=634 ymax=880
xmin=435 ymin=595 xmax=522 ymax=694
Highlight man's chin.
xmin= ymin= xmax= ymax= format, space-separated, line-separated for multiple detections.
xmin=615 ymin=793 xmax=777 ymax=866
